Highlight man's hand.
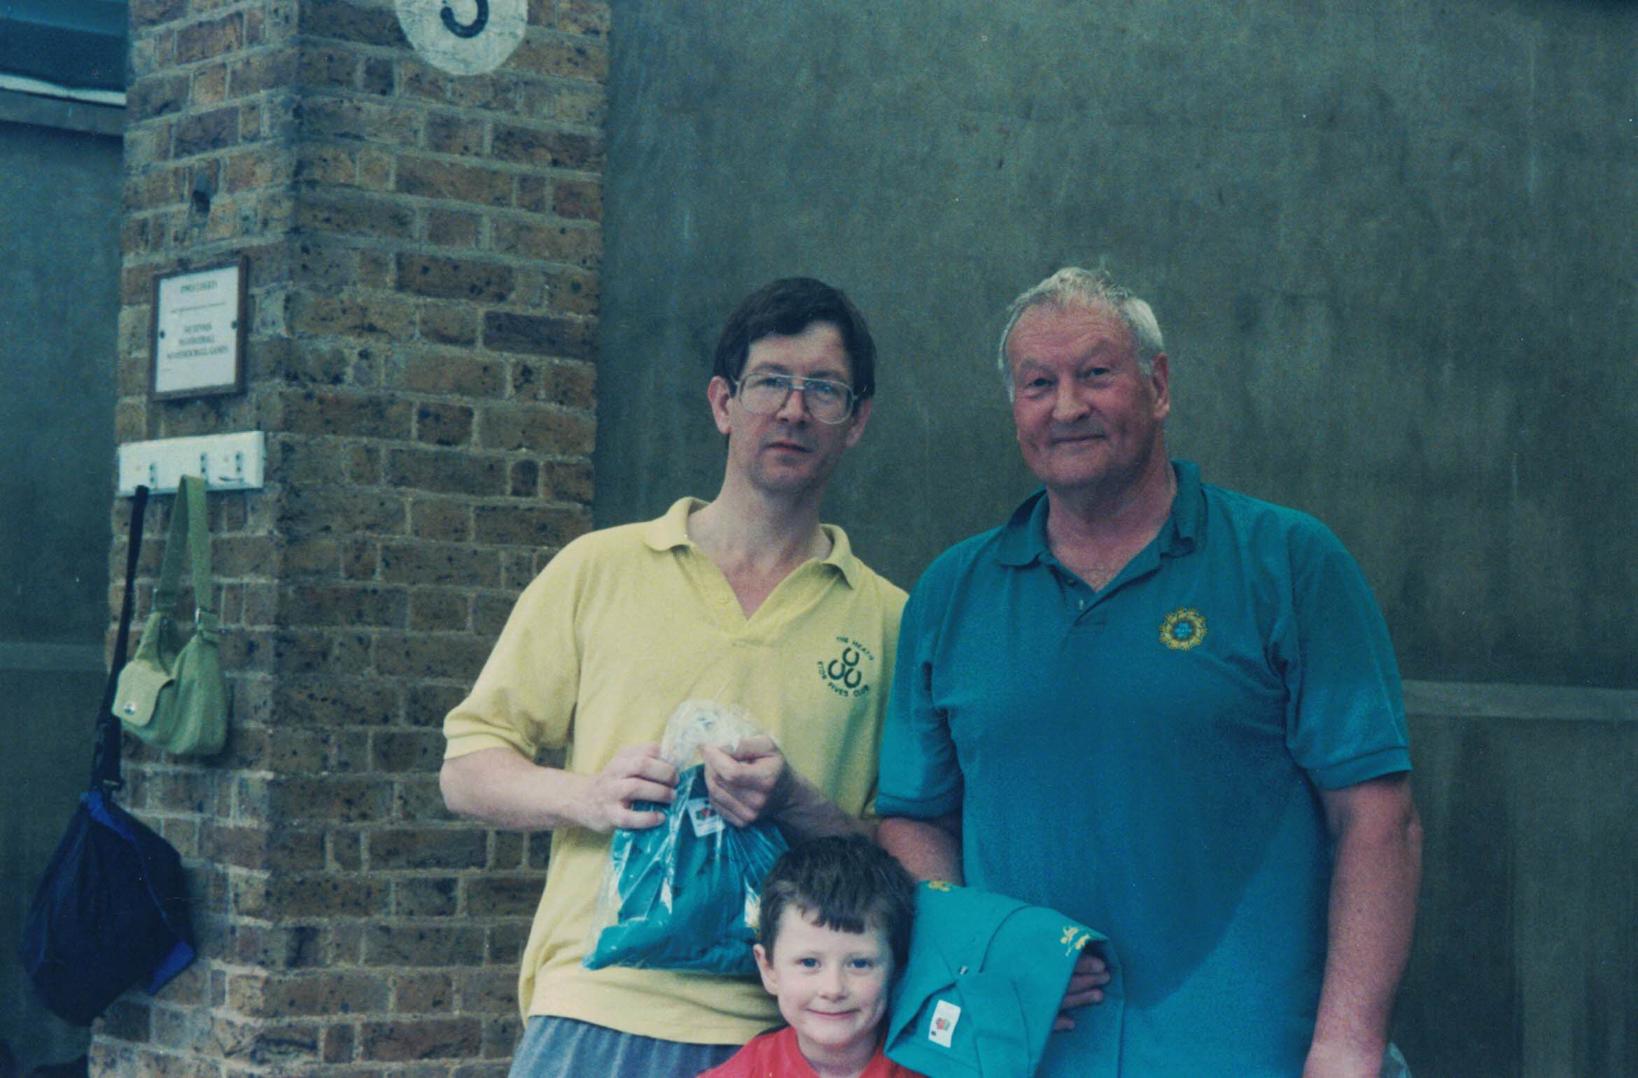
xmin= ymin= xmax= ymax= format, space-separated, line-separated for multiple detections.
xmin=1052 ymin=950 xmax=1112 ymax=1031
xmin=440 ymin=745 xmax=675 ymax=834
xmin=701 ymin=735 xmax=792 ymax=828
xmin=575 ymin=742 xmax=678 ymax=833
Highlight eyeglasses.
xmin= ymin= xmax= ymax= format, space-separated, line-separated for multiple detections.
xmin=730 ymin=372 xmax=858 ymax=424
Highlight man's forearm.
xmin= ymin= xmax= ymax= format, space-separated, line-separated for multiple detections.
xmin=772 ymin=771 xmax=871 ymax=841
xmin=1307 ymin=777 xmax=1423 ymax=1075
xmin=877 ymin=814 xmax=963 ymax=883
xmin=440 ymin=746 xmax=592 ymax=831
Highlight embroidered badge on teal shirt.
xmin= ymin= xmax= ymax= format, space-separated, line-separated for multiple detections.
xmin=1160 ymin=607 xmax=1208 ymax=650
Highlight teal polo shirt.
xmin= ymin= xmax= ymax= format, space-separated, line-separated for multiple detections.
xmin=877 ymin=461 xmax=1410 ymax=1076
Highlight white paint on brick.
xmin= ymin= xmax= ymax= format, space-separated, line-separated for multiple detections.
xmin=396 ymin=0 xmax=527 ymax=76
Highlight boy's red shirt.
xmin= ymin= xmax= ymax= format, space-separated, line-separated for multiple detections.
xmin=699 ymin=1027 xmax=923 ymax=1078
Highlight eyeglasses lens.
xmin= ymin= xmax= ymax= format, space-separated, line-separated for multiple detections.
xmin=740 ymin=376 xmax=853 ymax=423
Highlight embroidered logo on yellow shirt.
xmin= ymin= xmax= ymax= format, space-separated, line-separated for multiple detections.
xmin=1159 ymin=607 xmax=1207 ymax=651
xmin=817 ymin=635 xmax=876 ymax=698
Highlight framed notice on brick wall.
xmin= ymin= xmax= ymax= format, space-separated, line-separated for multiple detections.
xmin=151 ymin=257 xmax=246 ymax=400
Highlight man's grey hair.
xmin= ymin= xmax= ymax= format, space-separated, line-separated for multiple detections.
xmin=995 ymin=267 xmax=1165 ymax=398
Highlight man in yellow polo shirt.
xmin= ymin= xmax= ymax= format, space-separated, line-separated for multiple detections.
xmin=441 ymin=278 xmax=907 ymax=1078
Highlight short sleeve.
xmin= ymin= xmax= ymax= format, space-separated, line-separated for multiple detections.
xmin=876 ymin=562 xmax=964 ymax=819
xmin=442 ymin=546 xmax=584 ymax=761
xmin=1277 ymin=520 xmax=1412 ymax=789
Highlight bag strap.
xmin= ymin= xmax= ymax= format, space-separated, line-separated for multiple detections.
xmin=183 ymin=475 xmax=214 ymax=621
xmin=92 ymin=485 xmax=150 ymax=791
xmin=153 ymin=474 xmax=213 ymax=622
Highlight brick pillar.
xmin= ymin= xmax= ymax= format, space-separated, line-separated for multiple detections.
xmin=106 ymin=1 xmax=605 ymax=1072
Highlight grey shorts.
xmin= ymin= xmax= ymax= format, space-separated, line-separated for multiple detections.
xmin=508 ymin=1015 xmax=740 ymax=1078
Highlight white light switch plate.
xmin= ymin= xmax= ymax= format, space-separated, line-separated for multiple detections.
xmin=117 ymin=432 xmax=266 ymax=495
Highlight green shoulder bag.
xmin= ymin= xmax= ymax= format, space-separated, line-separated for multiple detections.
xmin=111 ymin=475 xmax=228 ymax=756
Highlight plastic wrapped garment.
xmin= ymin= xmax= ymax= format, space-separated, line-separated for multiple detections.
xmin=583 ymin=701 xmax=789 ymax=975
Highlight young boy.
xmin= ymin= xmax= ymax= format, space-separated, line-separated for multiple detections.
xmin=701 ymin=835 xmax=923 ymax=1078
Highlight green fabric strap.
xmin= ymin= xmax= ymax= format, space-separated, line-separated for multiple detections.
xmin=152 ymin=476 xmax=212 ymax=622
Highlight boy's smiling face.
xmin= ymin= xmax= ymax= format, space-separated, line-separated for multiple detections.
xmin=754 ymin=906 xmax=893 ymax=1069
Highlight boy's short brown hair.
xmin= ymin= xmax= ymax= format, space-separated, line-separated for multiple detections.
xmin=757 ymin=835 xmax=916 ymax=969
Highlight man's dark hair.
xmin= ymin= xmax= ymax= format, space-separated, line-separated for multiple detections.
xmin=757 ymin=835 xmax=916 ymax=970
xmin=713 ymin=277 xmax=877 ymax=401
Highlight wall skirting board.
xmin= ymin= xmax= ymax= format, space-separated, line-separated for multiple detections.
xmin=1404 ymin=680 xmax=1637 ymax=723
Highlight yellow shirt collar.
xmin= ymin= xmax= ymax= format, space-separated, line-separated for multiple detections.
xmin=640 ymin=497 xmax=863 ymax=589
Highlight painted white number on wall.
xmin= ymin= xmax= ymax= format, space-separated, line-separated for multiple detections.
xmin=442 ymin=0 xmax=489 ymax=37
xmin=396 ymin=0 xmax=526 ymax=76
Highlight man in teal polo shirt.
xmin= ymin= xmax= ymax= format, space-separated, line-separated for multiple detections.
xmin=878 ymin=267 xmax=1423 ymax=1076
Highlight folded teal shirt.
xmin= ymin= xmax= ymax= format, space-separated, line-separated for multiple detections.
xmin=887 ymin=881 xmax=1123 ymax=1078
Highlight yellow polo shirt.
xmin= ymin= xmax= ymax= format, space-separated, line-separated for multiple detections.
xmin=443 ymin=498 xmax=906 ymax=1044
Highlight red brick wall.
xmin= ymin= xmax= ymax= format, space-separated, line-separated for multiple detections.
xmin=107 ymin=1 xmax=605 ymax=1071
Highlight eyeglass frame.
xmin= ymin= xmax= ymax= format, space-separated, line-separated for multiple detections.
xmin=727 ymin=372 xmax=860 ymax=425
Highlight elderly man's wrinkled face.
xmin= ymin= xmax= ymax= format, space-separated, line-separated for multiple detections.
xmin=1005 ymin=302 xmax=1169 ymax=498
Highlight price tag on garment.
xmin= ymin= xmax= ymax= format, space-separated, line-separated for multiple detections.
xmin=686 ymin=798 xmax=725 ymax=837
xmin=928 ymin=999 xmax=962 ymax=1048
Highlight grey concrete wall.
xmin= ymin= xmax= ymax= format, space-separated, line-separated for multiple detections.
xmin=1400 ymin=689 xmax=1636 ymax=1077
xmin=0 ymin=118 xmax=123 ymax=646
xmin=0 ymin=114 xmax=122 ymax=1070
xmin=596 ymin=0 xmax=1636 ymax=689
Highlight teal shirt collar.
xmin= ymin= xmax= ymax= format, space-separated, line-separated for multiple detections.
xmin=996 ymin=460 xmax=1205 ymax=568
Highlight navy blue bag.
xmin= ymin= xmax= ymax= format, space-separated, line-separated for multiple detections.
xmin=18 ymin=487 xmax=197 ymax=1025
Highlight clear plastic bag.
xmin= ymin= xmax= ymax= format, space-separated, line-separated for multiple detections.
xmin=582 ymin=700 xmax=790 ymax=974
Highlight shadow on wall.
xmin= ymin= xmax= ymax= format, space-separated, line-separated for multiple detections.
xmin=0 ymin=116 xmax=119 ymax=1078
xmin=0 ymin=1040 xmax=87 ymax=1078
xmin=1393 ymin=700 xmax=1636 ymax=1077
